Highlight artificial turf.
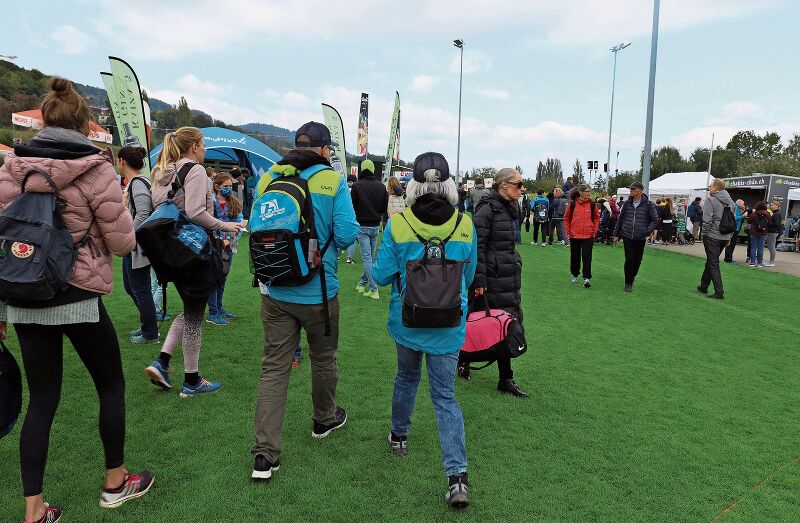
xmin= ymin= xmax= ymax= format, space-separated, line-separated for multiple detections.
xmin=1 ymin=228 xmax=799 ymax=522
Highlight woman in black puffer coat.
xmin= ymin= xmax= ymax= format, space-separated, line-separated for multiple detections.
xmin=459 ymin=168 xmax=528 ymax=398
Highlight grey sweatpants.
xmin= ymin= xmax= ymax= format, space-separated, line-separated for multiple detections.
xmin=766 ymin=232 xmax=779 ymax=263
xmin=252 ymin=295 xmax=340 ymax=463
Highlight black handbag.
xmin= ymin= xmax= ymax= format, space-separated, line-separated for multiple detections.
xmin=0 ymin=340 xmax=22 ymax=439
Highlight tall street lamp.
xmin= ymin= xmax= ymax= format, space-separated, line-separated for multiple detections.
xmin=642 ymin=0 xmax=660 ymax=193
xmin=606 ymin=41 xmax=631 ymax=190
xmin=454 ymin=38 xmax=464 ymax=182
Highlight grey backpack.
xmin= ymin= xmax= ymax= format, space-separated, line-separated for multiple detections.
xmin=397 ymin=212 xmax=466 ymax=328
xmin=0 ymin=168 xmax=90 ymax=301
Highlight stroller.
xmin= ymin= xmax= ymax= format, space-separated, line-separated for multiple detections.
xmin=682 ymin=231 xmax=696 ymax=245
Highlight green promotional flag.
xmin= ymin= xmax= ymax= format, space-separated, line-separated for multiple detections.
xmin=108 ymin=56 xmax=151 ymax=176
xmin=321 ymin=103 xmax=347 ymax=175
xmin=384 ymin=92 xmax=400 ymax=183
xmin=100 ymin=72 xmax=120 ymax=135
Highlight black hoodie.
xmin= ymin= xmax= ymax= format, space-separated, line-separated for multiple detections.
xmin=351 ymin=172 xmax=389 ymax=227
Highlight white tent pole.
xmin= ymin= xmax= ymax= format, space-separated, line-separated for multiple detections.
xmin=705 ymin=133 xmax=715 ymax=190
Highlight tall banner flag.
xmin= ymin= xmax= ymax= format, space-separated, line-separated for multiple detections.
xmin=321 ymin=103 xmax=347 ymax=175
xmin=108 ymin=56 xmax=151 ymax=176
xmin=100 ymin=72 xmax=120 ymax=129
xmin=393 ymin=110 xmax=401 ymax=162
xmin=357 ymin=93 xmax=369 ymax=156
xmin=384 ymin=91 xmax=400 ymax=182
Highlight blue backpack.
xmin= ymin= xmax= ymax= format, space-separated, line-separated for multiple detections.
xmin=136 ymin=162 xmax=222 ymax=301
xmin=0 ymin=169 xmax=93 ymax=301
xmin=249 ymin=163 xmax=335 ymax=333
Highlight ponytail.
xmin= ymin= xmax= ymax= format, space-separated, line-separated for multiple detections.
xmin=153 ymin=127 xmax=204 ymax=183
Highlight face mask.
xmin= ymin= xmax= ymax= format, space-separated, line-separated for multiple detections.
xmin=220 ymin=187 xmax=232 ymax=197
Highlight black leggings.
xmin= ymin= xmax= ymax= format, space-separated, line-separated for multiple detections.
xmin=14 ymin=300 xmax=125 ymax=497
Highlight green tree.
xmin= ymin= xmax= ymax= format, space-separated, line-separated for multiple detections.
xmin=572 ymin=157 xmax=584 ymax=183
xmin=536 ymin=158 xmax=562 ymax=182
xmin=606 ymin=170 xmax=638 ymax=196
xmin=784 ymin=133 xmax=800 ymax=162
xmin=641 ymin=146 xmax=690 ymax=180
xmin=176 ymin=96 xmax=192 ymax=128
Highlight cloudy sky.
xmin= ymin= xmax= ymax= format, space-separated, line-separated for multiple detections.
xmin=7 ymin=0 xmax=800 ymax=176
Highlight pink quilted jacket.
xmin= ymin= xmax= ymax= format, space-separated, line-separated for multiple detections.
xmin=0 ymin=149 xmax=135 ymax=295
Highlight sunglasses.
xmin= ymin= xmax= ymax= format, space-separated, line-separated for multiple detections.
xmin=506 ymin=180 xmax=524 ymax=189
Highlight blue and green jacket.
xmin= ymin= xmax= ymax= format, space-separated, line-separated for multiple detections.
xmin=373 ymin=200 xmax=477 ymax=355
xmin=255 ymin=151 xmax=358 ymax=304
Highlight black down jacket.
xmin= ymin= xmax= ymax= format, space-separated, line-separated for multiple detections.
xmin=612 ymin=193 xmax=660 ymax=240
xmin=472 ymin=191 xmax=523 ymax=320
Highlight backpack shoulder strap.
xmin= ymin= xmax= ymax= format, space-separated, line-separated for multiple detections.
xmin=442 ymin=212 xmax=465 ymax=243
xmin=397 ymin=211 xmax=427 ymax=245
xmin=169 ymin=162 xmax=198 ymax=197
xmin=299 ymin=164 xmax=333 ymax=181
xmin=128 ymin=176 xmax=152 ymax=218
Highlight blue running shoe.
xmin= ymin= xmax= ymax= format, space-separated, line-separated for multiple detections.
xmin=130 ymin=334 xmax=159 ymax=345
xmin=179 ymin=378 xmax=221 ymax=399
xmin=221 ymin=310 xmax=237 ymax=320
xmin=145 ymin=360 xmax=172 ymax=390
xmin=205 ymin=314 xmax=229 ymax=326
xmin=156 ymin=311 xmax=171 ymax=322
xmin=129 ymin=328 xmax=142 ymax=337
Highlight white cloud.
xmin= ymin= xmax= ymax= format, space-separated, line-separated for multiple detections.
xmin=282 ymin=91 xmax=311 ymax=108
xmin=176 ymin=74 xmax=227 ymax=96
xmin=707 ymin=102 xmax=765 ymax=125
xmin=410 ymin=75 xmax=439 ymax=92
xmin=49 ymin=25 xmax=92 ymax=56
xmin=450 ymin=50 xmax=492 ymax=75
xmin=476 ymin=88 xmax=511 ymax=101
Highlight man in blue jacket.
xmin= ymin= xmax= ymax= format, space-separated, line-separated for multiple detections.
xmin=724 ymin=199 xmax=746 ymax=263
xmin=251 ymin=122 xmax=359 ymax=480
xmin=374 ymin=152 xmax=477 ymax=509
xmin=613 ymin=182 xmax=660 ymax=292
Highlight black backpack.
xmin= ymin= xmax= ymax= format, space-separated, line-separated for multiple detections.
xmin=136 ymin=163 xmax=222 ymax=301
xmin=0 ymin=340 xmax=22 ymax=439
xmin=396 ymin=212 xmax=466 ymax=329
xmin=718 ymin=203 xmax=737 ymax=235
xmin=0 ymin=169 xmax=92 ymax=301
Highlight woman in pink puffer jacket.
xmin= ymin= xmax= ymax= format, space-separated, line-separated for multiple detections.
xmin=0 ymin=78 xmax=154 ymax=523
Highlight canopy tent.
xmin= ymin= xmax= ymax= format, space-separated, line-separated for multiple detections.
xmin=149 ymin=127 xmax=281 ymax=180
xmin=648 ymin=171 xmax=709 ymax=201
xmin=11 ymin=109 xmax=113 ymax=144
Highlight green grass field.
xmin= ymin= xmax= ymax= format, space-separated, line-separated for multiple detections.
xmin=1 ymin=229 xmax=799 ymax=522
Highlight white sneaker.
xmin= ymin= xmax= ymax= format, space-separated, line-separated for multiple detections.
xmin=583 ymin=278 xmax=591 ymax=288
xmin=763 ymin=262 xmax=775 ymax=267
xmin=530 ymin=241 xmax=536 ymax=246
xmin=541 ymin=243 xmax=546 ymax=247
xmin=570 ymin=277 xmax=578 ymax=285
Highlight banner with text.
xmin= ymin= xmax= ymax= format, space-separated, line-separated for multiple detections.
xmin=357 ymin=93 xmax=369 ymax=156
xmin=321 ymin=103 xmax=347 ymax=175
xmin=108 ymin=56 xmax=151 ymax=176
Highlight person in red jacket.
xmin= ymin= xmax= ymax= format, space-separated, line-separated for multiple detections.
xmin=563 ymin=184 xmax=600 ymax=287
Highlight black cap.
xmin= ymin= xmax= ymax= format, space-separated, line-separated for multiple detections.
xmin=295 ymin=121 xmax=332 ymax=148
xmin=628 ymin=181 xmax=644 ymax=189
xmin=413 ymin=152 xmax=450 ymax=183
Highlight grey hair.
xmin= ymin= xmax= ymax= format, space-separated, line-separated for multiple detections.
xmin=405 ymin=178 xmax=459 ymax=207
xmin=493 ymin=168 xmax=519 ymax=189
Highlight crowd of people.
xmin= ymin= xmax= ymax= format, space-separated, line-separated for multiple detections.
xmin=0 ymin=77 xmax=794 ymax=522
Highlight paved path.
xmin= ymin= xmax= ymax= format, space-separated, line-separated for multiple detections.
xmin=647 ymin=239 xmax=800 ymax=278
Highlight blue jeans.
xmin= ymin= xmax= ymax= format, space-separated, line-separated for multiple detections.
xmin=207 ymin=253 xmax=232 ymax=316
xmin=357 ymin=226 xmax=380 ymax=292
xmin=122 ymin=256 xmax=158 ymax=339
xmin=749 ymin=235 xmax=766 ymax=264
xmin=391 ymin=343 xmax=467 ymax=477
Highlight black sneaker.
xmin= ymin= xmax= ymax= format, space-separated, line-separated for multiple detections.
xmin=251 ymin=454 xmax=280 ymax=480
xmin=28 ymin=502 xmax=62 ymax=523
xmin=497 ymin=379 xmax=529 ymax=398
xmin=457 ymin=364 xmax=471 ymax=381
xmin=312 ymin=406 xmax=347 ymax=439
xmin=624 ymin=284 xmax=633 ymax=293
xmin=388 ymin=432 xmax=408 ymax=456
xmin=445 ymin=473 xmax=469 ymax=509
xmin=707 ymin=293 xmax=724 ymax=300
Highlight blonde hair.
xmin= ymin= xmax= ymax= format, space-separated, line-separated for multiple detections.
xmin=554 ymin=187 xmax=564 ymax=197
xmin=41 ymin=77 xmax=92 ymax=135
xmin=153 ymin=126 xmax=204 ymax=182
xmin=711 ymin=178 xmax=726 ymax=191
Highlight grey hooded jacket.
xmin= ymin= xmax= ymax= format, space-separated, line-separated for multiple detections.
xmin=703 ymin=189 xmax=734 ymax=241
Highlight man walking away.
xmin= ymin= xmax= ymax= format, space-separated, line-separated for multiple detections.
xmin=548 ymin=188 xmax=568 ymax=245
xmin=351 ymin=159 xmax=389 ymax=299
xmin=530 ymin=189 xmax=550 ymax=247
xmin=468 ymin=177 xmax=491 ymax=210
xmin=612 ymin=182 xmax=659 ymax=292
xmin=724 ymin=199 xmax=746 ymax=263
xmin=688 ymin=197 xmax=703 ymax=240
xmin=251 ymin=122 xmax=359 ymax=480
xmin=697 ymin=178 xmax=734 ymax=299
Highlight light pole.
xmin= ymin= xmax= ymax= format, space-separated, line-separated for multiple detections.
xmin=454 ymin=38 xmax=464 ymax=182
xmin=606 ymin=41 xmax=631 ymax=190
xmin=642 ymin=0 xmax=660 ymax=193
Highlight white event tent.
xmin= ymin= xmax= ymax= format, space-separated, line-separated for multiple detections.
xmin=648 ymin=172 xmax=709 ymax=201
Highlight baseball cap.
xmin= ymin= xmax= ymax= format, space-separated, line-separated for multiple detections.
xmin=360 ymin=159 xmax=375 ymax=174
xmin=413 ymin=152 xmax=450 ymax=183
xmin=628 ymin=181 xmax=644 ymax=189
xmin=295 ymin=121 xmax=333 ymax=148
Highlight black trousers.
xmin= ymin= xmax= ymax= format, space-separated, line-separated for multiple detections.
xmin=14 ymin=300 xmax=125 ymax=497
xmin=533 ymin=221 xmax=550 ymax=243
xmin=570 ymin=238 xmax=594 ymax=279
xmin=724 ymin=234 xmax=739 ymax=261
xmin=623 ymin=239 xmax=646 ymax=285
xmin=700 ymin=237 xmax=727 ymax=295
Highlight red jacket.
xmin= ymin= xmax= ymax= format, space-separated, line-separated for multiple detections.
xmin=564 ymin=198 xmax=600 ymax=239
